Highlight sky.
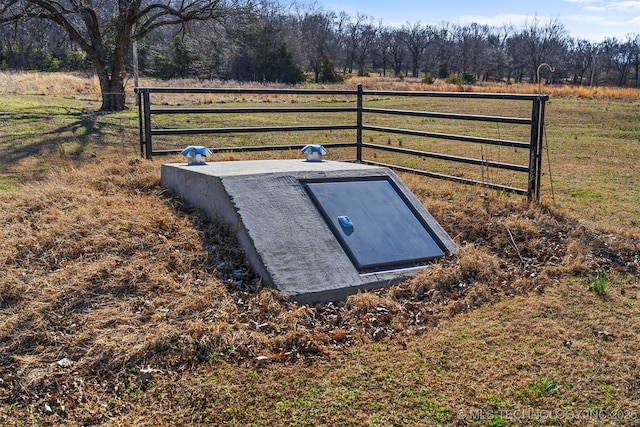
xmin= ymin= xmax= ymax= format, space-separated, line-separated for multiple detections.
xmin=297 ymin=0 xmax=640 ymax=42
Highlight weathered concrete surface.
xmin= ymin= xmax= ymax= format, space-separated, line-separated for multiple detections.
xmin=161 ymin=160 xmax=456 ymax=304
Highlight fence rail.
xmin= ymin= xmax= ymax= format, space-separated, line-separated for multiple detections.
xmin=135 ymin=84 xmax=548 ymax=201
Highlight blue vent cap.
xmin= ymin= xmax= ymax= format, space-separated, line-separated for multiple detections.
xmin=301 ymin=144 xmax=328 ymax=162
xmin=182 ymin=146 xmax=212 ymax=157
xmin=182 ymin=146 xmax=212 ymax=165
xmin=301 ymin=144 xmax=328 ymax=155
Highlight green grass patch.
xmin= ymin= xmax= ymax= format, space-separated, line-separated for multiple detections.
xmin=0 ymin=176 xmax=21 ymax=191
xmin=521 ymin=376 xmax=559 ymax=399
xmin=571 ymin=190 xmax=603 ymax=199
xmin=588 ymin=272 xmax=608 ymax=297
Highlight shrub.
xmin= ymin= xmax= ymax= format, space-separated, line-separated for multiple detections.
xmin=461 ymin=72 xmax=477 ymax=84
xmin=257 ymin=43 xmax=306 ymax=84
xmin=445 ymin=73 xmax=463 ymax=84
xmin=319 ymin=56 xmax=343 ymax=83
xmin=445 ymin=72 xmax=477 ymax=85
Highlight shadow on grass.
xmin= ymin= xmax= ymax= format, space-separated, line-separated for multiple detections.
xmin=0 ymin=106 xmax=136 ymax=178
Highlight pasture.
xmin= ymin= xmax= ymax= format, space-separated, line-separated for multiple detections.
xmin=0 ymin=72 xmax=639 ymax=426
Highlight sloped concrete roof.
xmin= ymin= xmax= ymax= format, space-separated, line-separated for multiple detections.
xmin=161 ymin=160 xmax=456 ymax=304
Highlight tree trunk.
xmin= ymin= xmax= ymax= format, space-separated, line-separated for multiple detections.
xmin=94 ymin=43 xmax=128 ymax=111
xmin=99 ymin=77 xmax=126 ymax=111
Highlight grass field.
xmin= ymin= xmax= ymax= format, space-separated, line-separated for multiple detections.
xmin=1 ymin=72 xmax=639 ymax=426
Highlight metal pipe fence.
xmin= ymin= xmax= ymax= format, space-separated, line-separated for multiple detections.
xmin=135 ymin=84 xmax=548 ymax=201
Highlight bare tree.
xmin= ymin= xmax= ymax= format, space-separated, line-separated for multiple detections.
xmin=610 ymin=35 xmax=638 ymax=86
xmin=482 ymin=25 xmax=511 ymax=82
xmin=372 ymin=26 xmax=405 ymax=77
xmin=0 ymin=14 xmax=75 ymax=69
xmin=2 ymin=2 xmax=637 ymax=91
xmin=226 ymin=0 xmax=290 ymax=82
xmin=453 ymin=23 xmax=491 ymax=77
xmin=386 ymin=28 xmax=408 ymax=77
xmin=516 ymin=16 xmax=568 ymax=83
xmin=399 ymin=21 xmax=428 ymax=77
xmin=0 ymin=0 xmax=247 ymax=110
xmin=567 ymin=38 xmax=598 ymax=85
xmin=598 ymin=37 xmax=621 ymax=85
xmin=295 ymin=6 xmax=337 ymax=83
xmin=336 ymin=12 xmax=375 ymax=75
xmin=630 ymin=34 xmax=640 ymax=88
xmin=352 ymin=17 xmax=377 ymax=76
xmin=425 ymin=23 xmax=452 ymax=79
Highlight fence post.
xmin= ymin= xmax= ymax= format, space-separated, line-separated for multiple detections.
xmin=142 ymin=90 xmax=153 ymax=160
xmin=527 ymin=98 xmax=542 ymax=202
xmin=137 ymin=89 xmax=144 ymax=158
xmin=535 ymin=97 xmax=547 ymax=200
xmin=356 ymin=83 xmax=363 ymax=162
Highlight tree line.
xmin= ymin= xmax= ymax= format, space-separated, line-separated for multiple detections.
xmin=2 ymin=0 xmax=639 ymax=110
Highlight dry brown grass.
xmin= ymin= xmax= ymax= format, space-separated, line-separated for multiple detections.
xmin=1 ymin=154 xmax=638 ymax=425
xmin=349 ymin=76 xmax=640 ymax=100
xmin=3 ymin=71 xmax=638 ymax=104
xmin=0 ymin=71 xmax=102 ymax=98
xmin=1 ymin=72 xmax=640 ymax=425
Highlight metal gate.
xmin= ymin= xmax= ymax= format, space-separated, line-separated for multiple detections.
xmin=135 ymin=84 xmax=548 ymax=201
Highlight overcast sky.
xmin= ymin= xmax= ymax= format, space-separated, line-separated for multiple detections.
xmin=296 ymin=0 xmax=640 ymax=42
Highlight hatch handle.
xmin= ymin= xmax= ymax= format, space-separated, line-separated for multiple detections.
xmin=338 ymin=215 xmax=353 ymax=228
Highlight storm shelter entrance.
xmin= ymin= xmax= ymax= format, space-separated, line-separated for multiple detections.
xmin=161 ymin=160 xmax=457 ymax=303
xmin=303 ymin=177 xmax=446 ymax=272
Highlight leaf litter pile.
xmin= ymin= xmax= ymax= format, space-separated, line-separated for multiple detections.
xmin=1 ymin=158 xmax=639 ymax=423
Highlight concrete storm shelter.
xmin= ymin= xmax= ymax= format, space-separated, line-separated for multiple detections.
xmin=161 ymin=159 xmax=457 ymax=303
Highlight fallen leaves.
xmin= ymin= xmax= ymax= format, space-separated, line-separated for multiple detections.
xmin=329 ymin=329 xmax=347 ymax=342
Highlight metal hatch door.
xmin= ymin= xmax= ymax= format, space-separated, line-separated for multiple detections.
xmin=303 ymin=177 xmax=446 ymax=272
